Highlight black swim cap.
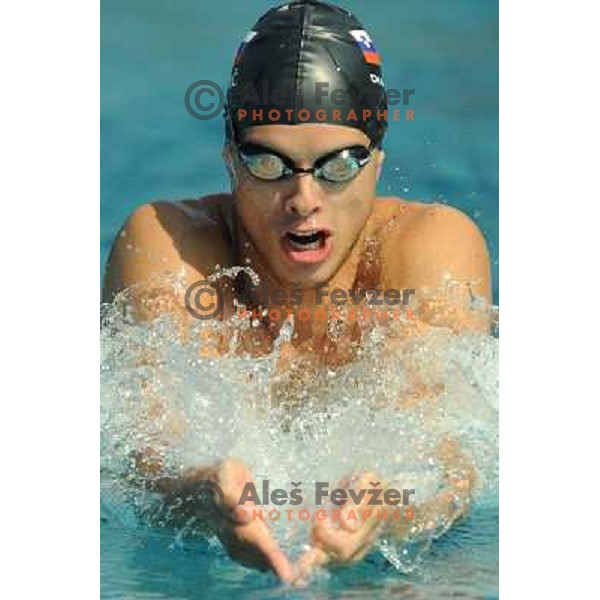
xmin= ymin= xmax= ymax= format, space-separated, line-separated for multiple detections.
xmin=225 ymin=0 xmax=388 ymax=147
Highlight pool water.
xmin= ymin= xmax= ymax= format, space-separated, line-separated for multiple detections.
xmin=101 ymin=504 xmax=498 ymax=599
xmin=101 ymin=0 xmax=498 ymax=597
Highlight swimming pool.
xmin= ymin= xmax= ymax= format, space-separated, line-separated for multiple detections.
xmin=101 ymin=504 xmax=499 ymax=599
xmin=101 ymin=0 xmax=498 ymax=597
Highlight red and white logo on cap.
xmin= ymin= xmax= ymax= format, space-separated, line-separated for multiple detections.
xmin=350 ymin=29 xmax=381 ymax=66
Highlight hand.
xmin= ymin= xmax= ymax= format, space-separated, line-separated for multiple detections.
xmin=292 ymin=471 xmax=386 ymax=586
xmin=162 ymin=458 xmax=294 ymax=582
xmin=209 ymin=458 xmax=294 ymax=582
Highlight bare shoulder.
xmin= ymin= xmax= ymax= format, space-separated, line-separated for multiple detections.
xmin=372 ymin=197 xmax=491 ymax=302
xmin=373 ymin=197 xmax=485 ymax=240
xmin=102 ymin=194 xmax=235 ymax=302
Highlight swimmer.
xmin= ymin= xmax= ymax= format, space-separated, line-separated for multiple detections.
xmin=103 ymin=0 xmax=491 ymax=585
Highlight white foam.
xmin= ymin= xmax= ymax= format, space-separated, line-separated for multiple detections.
xmin=101 ymin=274 xmax=498 ymax=569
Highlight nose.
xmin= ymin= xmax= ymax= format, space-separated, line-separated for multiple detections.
xmin=283 ymin=173 xmax=323 ymax=218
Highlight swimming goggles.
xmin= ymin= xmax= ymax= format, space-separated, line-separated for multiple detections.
xmin=236 ymin=142 xmax=376 ymax=183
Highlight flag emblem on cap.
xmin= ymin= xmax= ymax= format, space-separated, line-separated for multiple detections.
xmin=349 ymin=30 xmax=381 ymax=66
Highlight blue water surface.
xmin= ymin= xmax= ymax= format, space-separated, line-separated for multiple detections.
xmin=101 ymin=1 xmax=499 ymax=597
xmin=101 ymin=502 xmax=499 ymax=599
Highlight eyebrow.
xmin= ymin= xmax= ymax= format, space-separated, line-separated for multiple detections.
xmin=237 ymin=142 xmax=288 ymax=155
xmin=238 ymin=141 xmax=366 ymax=162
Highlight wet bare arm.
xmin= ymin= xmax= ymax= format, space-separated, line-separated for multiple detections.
xmin=102 ymin=201 xmax=293 ymax=581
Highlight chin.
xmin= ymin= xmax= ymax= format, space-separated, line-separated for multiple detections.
xmin=272 ymin=258 xmax=340 ymax=289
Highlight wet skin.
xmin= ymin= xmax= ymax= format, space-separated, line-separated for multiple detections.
xmin=103 ymin=123 xmax=491 ymax=583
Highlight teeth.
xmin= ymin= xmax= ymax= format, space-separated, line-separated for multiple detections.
xmin=289 ymin=238 xmax=322 ymax=251
xmin=290 ymin=230 xmax=317 ymax=237
xmin=287 ymin=230 xmax=325 ymax=251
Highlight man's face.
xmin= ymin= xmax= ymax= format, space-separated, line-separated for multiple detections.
xmin=227 ymin=123 xmax=384 ymax=288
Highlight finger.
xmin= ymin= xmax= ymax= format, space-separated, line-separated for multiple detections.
xmin=310 ymin=520 xmax=355 ymax=558
xmin=310 ymin=511 xmax=380 ymax=561
xmin=336 ymin=472 xmax=384 ymax=532
xmin=339 ymin=502 xmax=363 ymax=532
xmin=292 ymin=546 xmax=330 ymax=587
xmin=339 ymin=501 xmax=383 ymax=534
xmin=221 ymin=521 xmax=293 ymax=580
xmin=235 ymin=518 xmax=294 ymax=582
xmin=348 ymin=521 xmax=384 ymax=562
xmin=266 ymin=547 xmax=295 ymax=583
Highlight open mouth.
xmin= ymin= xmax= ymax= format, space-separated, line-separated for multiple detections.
xmin=281 ymin=229 xmax=333 ymax=264
xmin=285 ymin=230 xmax=328 ymax=251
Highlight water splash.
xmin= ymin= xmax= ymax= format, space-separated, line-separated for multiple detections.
xmin=101 ymin=274 xmax=498 ymax=573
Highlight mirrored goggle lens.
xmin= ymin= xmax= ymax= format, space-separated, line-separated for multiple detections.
xmin=317 ymin=148 xmax=370 ymax=183
xmin=242 ymin=153 xmax=287 ymax=180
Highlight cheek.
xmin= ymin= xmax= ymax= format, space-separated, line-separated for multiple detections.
xmin=235 ymin=186 xmax=281 ymax=237
xmin=337 ymin=209 xmax=370 ymax=248
xmin=332 ymin=182 xmax=375 ymax=233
